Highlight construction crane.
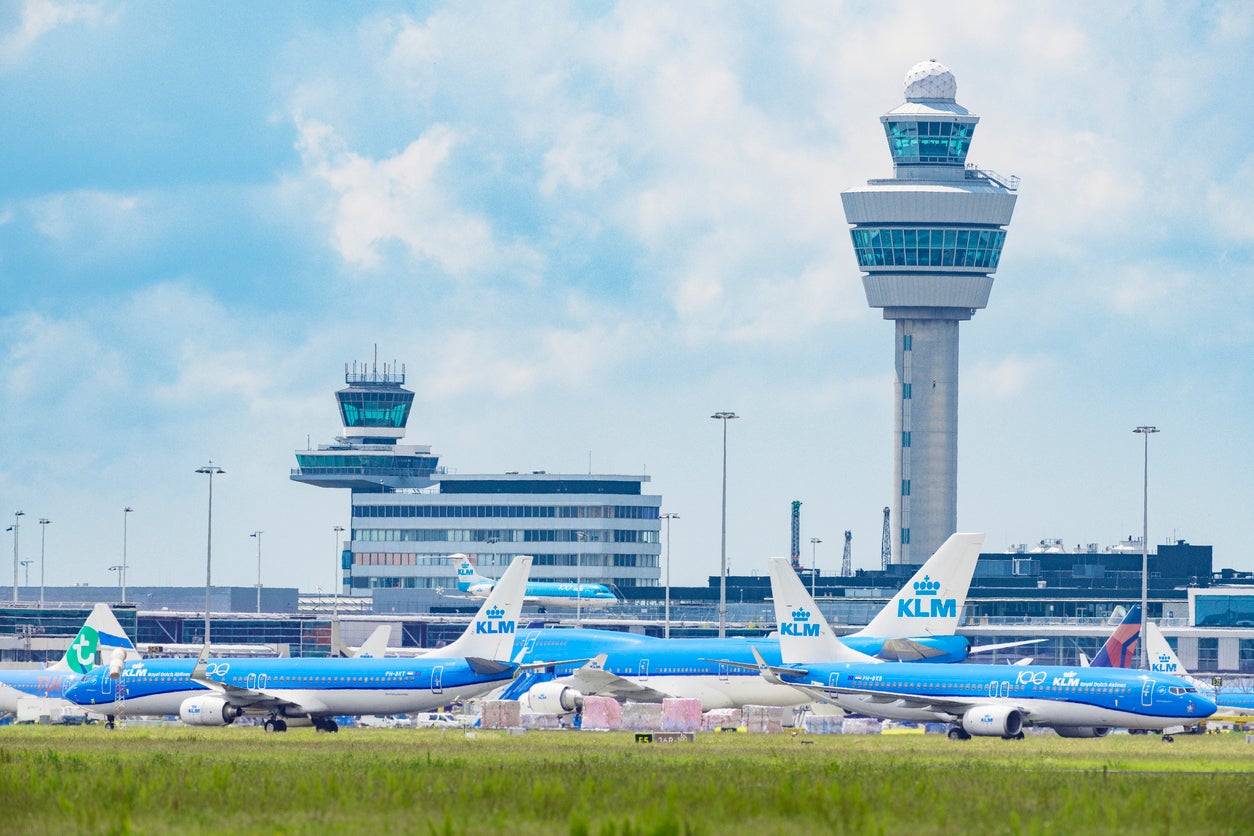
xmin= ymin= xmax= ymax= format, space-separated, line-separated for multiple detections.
xmin=880 ymin=506 xmax=891 ymax=569
xmin=790 ymin=500 xmax=802 ymax=570
xmin=842 ymin=530 xmax=852 ymax=577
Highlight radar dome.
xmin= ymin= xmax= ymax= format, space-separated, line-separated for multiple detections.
xmin=903 ymin=60 xmax=956 ymax=101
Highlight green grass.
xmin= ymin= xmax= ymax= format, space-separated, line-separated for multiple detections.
xmin=1 ymin=726 xmax=1251 ymax=834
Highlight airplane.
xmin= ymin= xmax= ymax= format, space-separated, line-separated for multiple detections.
xmin=740 ymin=557 xmax=1216 ymax=741
xmin=1088 ymin=605 xmax=1142 ymax=668
xmin=63 ymin=556 xmax=536 ymax=732
xmin=454 ymin=555 xmax=620 ymax=608
xmin=507 ymin=533 xmax=1022 ymax=715
xmin=0 ymin=603 xmax=141 ymax=713
xmin=1110 ymin=618 xmax=1254 ymax=718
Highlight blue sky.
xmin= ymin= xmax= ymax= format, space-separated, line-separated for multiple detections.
xmin=1 ymin=1 xmax=1251 ymax=594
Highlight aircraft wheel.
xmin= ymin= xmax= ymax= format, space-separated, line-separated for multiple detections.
xmin=274 ymin=719 xmax=288 ymax=732
xmin=105 ymin=719 xmax=115 ymax=730
xmin=326 ymin=719 xmax=338 ymax=733
xmin=947 ymin=728 xmax=969 ymax=741
xmin=1014 ymin=731 xmax=1025 ymax=740
xmin=1162 ymin=735 xmax=1174 ymax=743
xmin=264 ymin=719 xmax=277 ymax=733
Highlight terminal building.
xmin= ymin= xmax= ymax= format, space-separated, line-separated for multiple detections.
xmin=290 ymin=356 xmax=662 ymax=601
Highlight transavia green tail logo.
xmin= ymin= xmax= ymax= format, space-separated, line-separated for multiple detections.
xmin=67 ymin=625 xmax=100 ymax=674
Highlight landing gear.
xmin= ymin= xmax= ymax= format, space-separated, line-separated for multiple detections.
xmin=313 ymin=718 xmax=339 ymax=733
xmin=264 ymin=717 xmax=288 ymax=733
xmin=105 ymin=719 xmax=116 ymax=730
xmin=1162 ymin=734 xmax=1175 ymax=743
xmin=947 ymin=727 xmax=970 ymax=741
xmin=1002 ymin=731 xmax=1025 ymax=740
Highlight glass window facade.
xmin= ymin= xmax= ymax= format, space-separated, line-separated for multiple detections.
xmin=851 ymin=227 xmax=1006 ymax=270
xmin=337 ymin=390 xmax=413 ymax=428
xmin=1195 ymin=594 xmax=1254 ymax=627
xmin=298 ymin=455 xmax=438 ymax=474
xmin=352 ymin=503 xmax=659 ymax=520
xmin=352 ymin=528 xmax=658 ymax=544
xmin=883 ymin=120 xmax=974 ymax=165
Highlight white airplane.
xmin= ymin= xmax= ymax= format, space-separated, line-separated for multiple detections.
xmin=1143 ymin=621 xmax=1254 ymax=717
xmin=64 ymin=557 xmax=537 ymax=732
xmin=454 ymin=556 xmax=620 ymax=608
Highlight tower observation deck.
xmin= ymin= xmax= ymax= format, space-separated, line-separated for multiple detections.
xmin=842 ymin=60 xmax=1018 ymax=564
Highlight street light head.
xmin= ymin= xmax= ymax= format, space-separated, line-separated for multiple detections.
xmin=1133 ymin=426 xmax=1160 ymax=435
xmin=39 ymin=518 xmax=50 ymax=525
xmin=14 ymin=511 xmax=24 ymax=518
xmin=710 ymin=412 xmax=739 ymax=420
xmin=196 ymin=463 xmax=225 ymax=475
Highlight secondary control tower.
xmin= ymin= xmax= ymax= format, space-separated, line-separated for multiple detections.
xmin=842 ymin=60 xmax=1018 ymax=564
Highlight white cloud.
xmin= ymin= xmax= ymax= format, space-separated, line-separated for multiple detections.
xmin=0 ymin=0 xmax=103 ymax=66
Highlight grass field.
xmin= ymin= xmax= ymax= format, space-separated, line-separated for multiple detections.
xmin=2 ymin=725 xmax=1252 ymax=835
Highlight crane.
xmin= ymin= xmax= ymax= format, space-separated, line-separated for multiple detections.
xmin=880 ymin=506 xmax=891 ymax=569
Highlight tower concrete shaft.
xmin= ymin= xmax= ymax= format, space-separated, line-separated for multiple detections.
xmin=843 ymin=60 xmax=1017 ymax=564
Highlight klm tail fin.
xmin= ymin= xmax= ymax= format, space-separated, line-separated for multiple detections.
xmin=428 ymin=555 xmax=532 ymax=662
xmin=1089 ymin=604 xmax=1141 ymax=668
xmin=454 ymin=554 xmax=491 ymax=593
xmin=354 ymin=625 xmax=393 ymax=658
xmin=767 ymin=557 xmax=877 ymax=665
xmin=855 ymin=532 xmax=984 ymax=639
xmin=48 ymin=603 xmax=141 ymax=673
xmin=1143 ymin=621 xmax=1189 ymax=677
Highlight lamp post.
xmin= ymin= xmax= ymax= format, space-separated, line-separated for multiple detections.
xmin=20 ymin=560 xmax=32 ymax=587
xmin=108 ymin=565 xmax=122 ymax=589
xmin=332 ymin=526 xmax=344 ymax=617
xmin=575 ymin=531 xmax=586 ymax=626
xmin=196 ymin=462 xmax=225 ymax=649
xmin=9 ymin=510 xmax=23 ymax=602
xmin=1134 ymin=425 xmax=1159 ymax=670
xmin=810 ymin=537 xmax=823 ymax=598
xmin=121 ymin=506 xmax=133 ymax=604
xmin=251 ymin=531 xmax=263 ymax=613
xmin=660 ymin=512 xmax=679 ymax=638
xmin=711 ymin=412 xmax=738 ymax=638
xmin=38 ymin=518 xmax=49 ymax=605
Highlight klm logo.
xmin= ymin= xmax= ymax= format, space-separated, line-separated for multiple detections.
xmin=475 ymin=605 xmax=515 ymax=635
xmin=1150 ymin=654 xmax=1177 ymax=673
xmin=782 ymin=607 xmax=820 ymax=638
xmin=458 ymin=566 xmax=474 ymax=577
xmin=1052 ymin=671 xmax=1080 ymax=687
xmin=896 ymin=575 xmax=956 ymax=618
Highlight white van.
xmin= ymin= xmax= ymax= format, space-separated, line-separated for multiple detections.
xmin=412 ymin=712 xmax=463 ymax=729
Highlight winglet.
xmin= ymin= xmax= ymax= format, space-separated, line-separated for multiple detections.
xmin=768 ymin=557 xmax=878 ymax=665
xmin=854 ymin=532 xmax=984 ymax=639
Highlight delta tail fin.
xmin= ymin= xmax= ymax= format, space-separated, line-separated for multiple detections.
xmin=48 ymin=603 xmax=141 ymax=673
xmin=428 ymin=555 xmax=532 ymax=662
xmin=854 ymin=532 xmax=984 ymax=639
xmin=767 ymin=557 xmax=878 ymax=665
xmin=1089 ymin=604 xmax=1141 ymax=669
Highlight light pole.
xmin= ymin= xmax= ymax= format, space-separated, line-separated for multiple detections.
xmin=196 ymin=462 xmax=225 ymax=649
xmin=575 ymin=531 xmax=586 ymax=626
xmin=810 ymin=537 xmax=823 ymax=598
xmin=251 ymin=531 xmax=263 ymax=613
xmin=1134 ymin=425 xmax=1159 ymax=669
xmin=121 ymin=506 xmax=133 ymax=604
xmin=711 ymin=411 xmax=738 ymax=638
xmin=108 ymin=565 xmax=123 ymax=589
xmin=20 ymin=560 xmax=32 ymax=587
xmin=661 ymin=513 xmax=679 ymax=638
xmin=332 ymin=526 xmax=344 ymax=617
xmin=38 ymin=518 xmax=49 ymax=605
xmin=8 ymin=510 xmax=24 ymax=602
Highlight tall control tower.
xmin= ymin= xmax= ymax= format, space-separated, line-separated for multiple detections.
xmin=842 ymin=60 xmax=1017 ymax=564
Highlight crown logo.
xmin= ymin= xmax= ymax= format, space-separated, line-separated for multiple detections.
xmin=1158 ymin=654 xmax=1171 ymax=664
xmin=913 ymin=575 xmax=940 ymax=596
xmin=1063 ymin=670 xmax=1077 ymax=678
xmin=791 ymin=608 xmax=811 ymax=622
xmin=485 ymin=606 xmax=505 ymax=619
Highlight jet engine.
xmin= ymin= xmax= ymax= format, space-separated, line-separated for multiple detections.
xmin=961 ymin=705 xmax=1023 ymax=737
xmin=527 ymin=682 xmax=583 ymax=714
xmin=178 ymin=696 xmax=242 ymax=726
xmin=1052 ymin=726 xmax=1111 ymax=739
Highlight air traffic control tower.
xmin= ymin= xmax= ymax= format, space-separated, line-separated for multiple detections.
xmin=842 ymin=60 xmax=1018 ymax=564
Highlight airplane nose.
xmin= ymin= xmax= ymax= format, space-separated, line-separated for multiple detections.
xmin=1193 ymin=695 xmax=1217 ymax=718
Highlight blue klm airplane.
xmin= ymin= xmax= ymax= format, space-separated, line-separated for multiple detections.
xmin=506 ymin=533 xmax=1035 ymax=714
xmin=0 ymin=603 xmax=141 ymax=714
xmin=64 ymin=556 xmax=537 ymax=732
xmin=455 ymin=556 xmax=620 ymax=608
xmin=743 ymin=557 xmax=1216 ymax=740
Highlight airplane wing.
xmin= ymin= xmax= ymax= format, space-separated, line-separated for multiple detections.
xmin=781 ymin=679 xmax=1041 ymax=722
xmin=190 ymin=646 xmax=330 ymax=715
xmin=967 ymin=639 xmax=1047 ymax=655
xmin=557 ymin=655 xmax=674 ymax=703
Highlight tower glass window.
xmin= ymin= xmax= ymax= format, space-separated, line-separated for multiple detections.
xmin=883 ymin=120 xmax=974 ymax=165
xmin=851 ymin=227 xmax=1006 ymax=270
xmin=337 ymin=391 xmax=413 ymax=428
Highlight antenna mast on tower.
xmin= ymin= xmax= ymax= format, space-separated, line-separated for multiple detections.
xmin=880 ymin=507 xmax=891 ymax=570
xmin=842 ymin=530 xmax=852 ymax=577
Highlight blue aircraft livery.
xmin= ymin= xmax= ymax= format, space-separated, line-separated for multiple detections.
xmin=62 ymin=556 xmax=534 ymax=732
xmin=455 ymin=556 xmax=619 ymax=608
xmin=759 ymin=557 xmax=1215 ymax=739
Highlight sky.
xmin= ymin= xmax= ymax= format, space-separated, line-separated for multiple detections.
xmin=1 ymin=1 xmax=1252 ymax=595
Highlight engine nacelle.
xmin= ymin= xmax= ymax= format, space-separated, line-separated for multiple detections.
xmin=961 ymin=705 xmax=1023 ymax=737
xmin=527 ymin=682 xmax=583 ymax=714
xmin=179 ymin=696 xmax=242 ymax=726
xmin=1052 ymin=725 xmax=1112 ymax=739
xmin=108 ymin=648 xmax=127 ymax=679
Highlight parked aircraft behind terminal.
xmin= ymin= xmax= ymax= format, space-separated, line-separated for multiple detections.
xmin=507 ymin=533 xmax=1009 ymax=714
xmin=63 ymin=557 xmax=536 ymax=732
xmin=748 ymin=557 xmax=1215 ymax=740
xmin=455 ymin=556 xmax=620 ymax=608
xmin=0 ymin=603 xmax=140 ymax=713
